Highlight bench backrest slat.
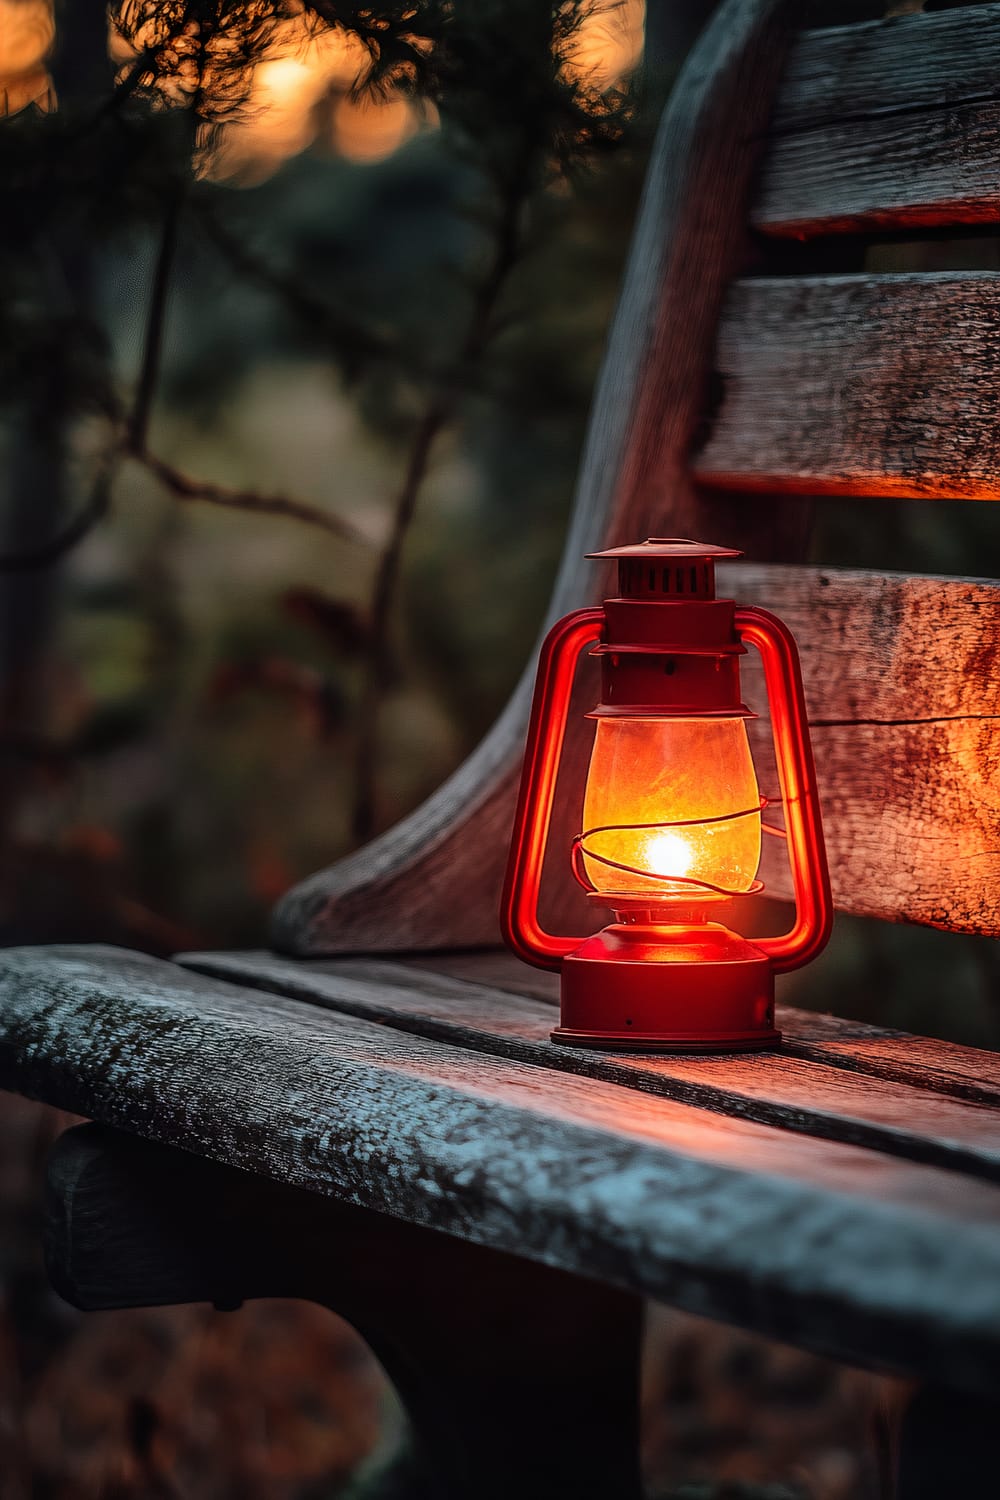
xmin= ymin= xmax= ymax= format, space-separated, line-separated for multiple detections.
xmin=729 ymin=566 xmax=1000 ymax=933
xmin=756 ymin=5 xmax=1000 ymax=236
xmin=695 ymin=274 xmax=1000 ymax=497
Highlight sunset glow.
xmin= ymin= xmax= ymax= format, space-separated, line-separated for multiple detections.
xmin=208 ymin=0 xmax=643 ymax=180
xmin=10 ymin=2 xmax=643 ymax=169
xmin=0 ymin=0 xmax=55 ymax=115
xmin=564 ymin=0 xmax=644 ymax=89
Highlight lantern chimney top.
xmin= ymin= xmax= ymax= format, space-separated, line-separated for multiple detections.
xmin=587 ymin=537 xmax=741 ymax=602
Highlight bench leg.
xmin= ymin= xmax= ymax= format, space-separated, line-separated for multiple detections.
xmin=46 ymin=1124 xmax=643 ymax=1500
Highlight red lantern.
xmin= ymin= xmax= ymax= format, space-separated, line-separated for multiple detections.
xmin=501 ymin=539 xmax=832 ymax=1052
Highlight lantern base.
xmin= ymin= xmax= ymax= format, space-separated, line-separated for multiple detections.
xmin=551 ymin=1029 xmax=780 ymax=1052
xmin=552 ymin=919 xmax=778 ymax=1053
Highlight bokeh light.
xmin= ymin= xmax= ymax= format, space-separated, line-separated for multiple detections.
xmin=0 ymin=0 xmax=55 ymax=115
xmin=6 ymin=1 xmax=642 ymax=170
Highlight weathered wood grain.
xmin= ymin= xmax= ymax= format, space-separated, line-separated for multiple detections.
xmin=728 ymin=564 xmax=1000 ymax=934
xmin=7 ymin=944 xmax=1000 ymax=1394
xmin=770 ymin=717 xmax=1000 ymax=931
xmin=270 ymin=0 xmax=805 ymax=957
xmin=380 ymin=949 xmax=1000 ymax=1109
xmin=181 ymin=949 xmax=1000 ymax=1180
xmin=407 ymin=949 xmax=561 ymax=1004
xmin=756 ymin=6 xmax=1000 ymax=236
xmin=783 ymin=1023 xmax=1000 ymax=1109
xmin=726 ymin=566 xmax=1000 ymax=723
xmin=695 ymin=274 xmax=1000 ymax=497
xmin=47 ymin=1124 xmax=644 ymax=1500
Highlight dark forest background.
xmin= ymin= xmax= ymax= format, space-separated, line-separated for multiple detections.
xmin=0 ymin=1 xmax=997 ymax=1495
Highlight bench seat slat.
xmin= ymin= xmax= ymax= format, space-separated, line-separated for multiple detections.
xmin=411 ymin=952 xmax=1000 ymax=1113
xmin=757 ymin=6 xmax=1000 ymax=235
xmin=694 ymin=274 xmax=1000 ymax=498
xmin=405 ymin=952 xmax=1000 ymax=1108
xmin=182 ymin=950 xmax=1000 ymax=1182
xmin=5 ymin=943 xmax=1000 ymax=1394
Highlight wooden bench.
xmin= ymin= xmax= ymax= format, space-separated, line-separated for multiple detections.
xmin=4 ymin=1 xmax=1000 ymax=1494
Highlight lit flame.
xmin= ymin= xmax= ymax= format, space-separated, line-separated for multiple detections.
xmin=641 ymin=829 xmax=695 ymax=882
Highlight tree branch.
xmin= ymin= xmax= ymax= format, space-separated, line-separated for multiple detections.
xmin=136 ymin=449 xmax=369 ymax=546
xmin=129 ymin=192 xmax=182 ymax=455
xmin=350 ymin=164 xmax=531 ymax=844
xmin=0 ymin=191 xmax=367 ymax=568
xmin=128 ymin=198 xmax=367 ymax=547
xmin=192 ymin=199 xmax=406 ymax=376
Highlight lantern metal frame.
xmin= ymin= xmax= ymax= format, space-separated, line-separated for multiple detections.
xmin=501 ymin=539 xmax=832 ymax=1053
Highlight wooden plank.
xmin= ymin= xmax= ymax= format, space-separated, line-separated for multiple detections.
xmin=784 ymin=1023 xmax=1000 ymax=1110
xmin=727 ymin=564 xmax=1000 ymax=935
xmin=182 ymin=949 xmax=1000 ymax=1181
xmin=756 ymin=7 xmax=1000 ymax=236
xmin=269 ymin=0 xmax=805 ymax=958
xmin=6 ymin=943 xmax=1000 ymax=1393
xmin=694 ymin=274 xmax=1000 ymax=497
xmin=408 ymin=949 xmax=561 ymax=1004
xmin=726 ymin=566 xmax=1000 ymax=724
xmin=408 ymin=950 xmax=1000 ymax=1109
xmin=765 ymin=717 xmax=1000 ymax=931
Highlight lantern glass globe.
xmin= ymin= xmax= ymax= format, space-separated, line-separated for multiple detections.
xmin=581 ymin=716 xmax=762 ymax=897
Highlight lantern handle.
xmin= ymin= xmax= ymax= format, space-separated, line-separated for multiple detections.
xmin=736 ymin=606 xmax=833 ymax=973
xmin=501 ymin=608 xmax=605 ymax=971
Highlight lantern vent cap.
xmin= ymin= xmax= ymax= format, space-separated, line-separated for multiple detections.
xmin=586 ymin=538 xmax=742 ymax=560
xmin=590 ymin=537 xmax=741 ymax=603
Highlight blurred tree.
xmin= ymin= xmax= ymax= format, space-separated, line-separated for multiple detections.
xmin=0 ymin=0 xmax=643 ymax=944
